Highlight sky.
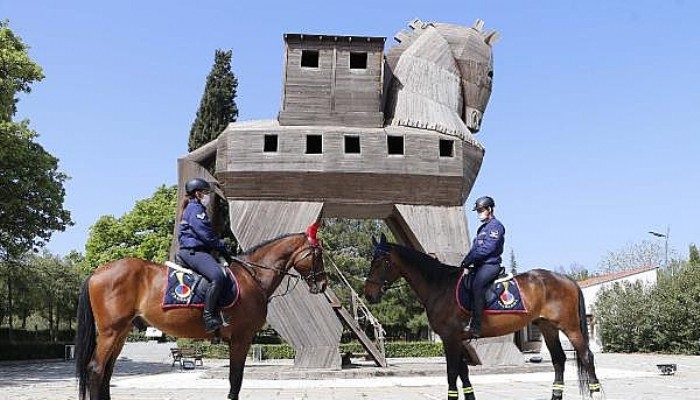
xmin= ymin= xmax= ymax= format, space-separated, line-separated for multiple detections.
xmin=3 ymin=1 xmax=699 ymax=271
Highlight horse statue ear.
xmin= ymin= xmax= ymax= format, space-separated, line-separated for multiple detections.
xmin=371 ymin=236 xmax=378 ymax=247
xmin=380 ymin=233 xmax=387 ymax=244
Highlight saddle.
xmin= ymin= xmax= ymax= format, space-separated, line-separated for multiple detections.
xmin=161 ymin=257 xmax=239 ymax=310
xmin=456 ymin=270 xmax=528 ymax=314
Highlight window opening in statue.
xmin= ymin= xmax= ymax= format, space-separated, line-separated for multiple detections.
xmin=263 ymin=135 xmax=278 ymax=153
xmin=387 ymin=135 xmax=404 ymax=155
xmin=344 ymin=135 xmax=361 ymax=154
xmin=350 ymin=52 xmax=367 ymax=69
xmin=301 ymin=50 xmax=319 ymax=68
xmin=306 ymin=134 xmax=323 ymax=154
xmin=439 ymin=139 xmax=454 ymax=157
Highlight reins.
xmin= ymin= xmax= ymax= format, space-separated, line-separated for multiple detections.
xmin=228 ymin=242 xmax=323 ymax=301
xmin=369 ymin=245 xmax=461 ymax=291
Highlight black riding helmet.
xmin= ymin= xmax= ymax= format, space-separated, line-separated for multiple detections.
xmin=185 ymin=178 xmax=211 ymax=195
xmin=472 ymin=196 xmax=495 ymax=211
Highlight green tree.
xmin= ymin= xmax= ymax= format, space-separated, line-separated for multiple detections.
xmin=689 ymin=243 xmax=700 ymax=266
xmin=84 ymin=185 xmax=177 ymax=271
xmin=594 ymin=262 xmax=700 ymax=354
xmin=558 ymin=262 xmax=590 ymax=281
xmin=0 ymin=20 xmax=44 ymax=121
xmin=508 ymin=248 xmax=517 ymax=274
xmin=0 ymin=21 xmax=72 ymax=334
xmin=0 ymin=21 xmax=72 ymax=260
xmin=24 ymin=251 xmax=82 ymax=338
xmin=598 ymin=240 xmax=665 ymax=273
xmin=319 ymin=219 xmax=429 ymax=339
xmin=188 ymin=49 xmax=238 ymax=152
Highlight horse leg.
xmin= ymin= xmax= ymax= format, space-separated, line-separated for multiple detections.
xmin=86 ymin=315 xmax=132 ymax=400
xmin=565 ymin=328 xmax=602 ymax=400
xmin=537 ymin=321 xmax=567 ymax=400
xmin=443 ymin=338 xmax=464 ymax=400
xmin=227 ymin=338 xmax=254 ymax=400
xmin=99 ymin=331 xmax=130 ymax=400
xmin=458 ymin=350 xmax=475 ymax=400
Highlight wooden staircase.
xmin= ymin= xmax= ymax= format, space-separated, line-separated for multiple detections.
xmin=324 ymin=255 xmax=387 ymax=367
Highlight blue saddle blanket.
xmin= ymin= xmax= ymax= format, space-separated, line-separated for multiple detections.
xmin=161 ymin=263 xmax=239 ymax=309
xmin=456 ymin=272 xmax=528 ymax=314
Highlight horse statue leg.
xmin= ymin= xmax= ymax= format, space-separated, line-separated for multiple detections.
xmin=538 ymin=322 xmax=567 ymax=400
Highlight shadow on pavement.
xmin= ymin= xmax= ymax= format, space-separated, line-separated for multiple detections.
xmin=0 ymin=357 xmax=176 ymax=388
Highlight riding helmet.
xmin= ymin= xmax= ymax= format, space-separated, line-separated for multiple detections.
xmin=472 ymin=196 xmax=495 ymax=211
xmin=185 ymin=178 xmax=210 ymax=195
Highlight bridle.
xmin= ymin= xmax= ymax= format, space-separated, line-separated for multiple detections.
xmin=287 ymin=241 xmax=325 ymax=288
xmin=366 ymin=247 xmax=397 ymax=293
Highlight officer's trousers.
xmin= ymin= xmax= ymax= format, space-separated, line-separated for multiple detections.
xmin=470 ymin=263 xmax=501 ymax=311
xmin=178 ymin=250 xmax=226 ymax=286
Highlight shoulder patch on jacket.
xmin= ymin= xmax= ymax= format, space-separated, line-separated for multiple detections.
xmin=489 ymin=230 xmax=500 ymax=239
xmin=196 ymin=212 xmax=206 ymax=220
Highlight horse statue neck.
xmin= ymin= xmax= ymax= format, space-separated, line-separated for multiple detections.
xmin=391 ymin=245 xmax=461 ymax=303
xmin=243 ymin=233 xmax=305 ymax=297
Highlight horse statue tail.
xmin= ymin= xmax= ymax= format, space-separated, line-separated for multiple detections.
xmin=75 ymin=278 xmax=96 ymax=400
xmin=575 ymin=283 xmax=591 ymax=395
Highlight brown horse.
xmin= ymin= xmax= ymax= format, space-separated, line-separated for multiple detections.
xmin=75 ymin=231 xmax=326 ymax=400
xmin=364 ymin=234 xmax=601 ymax=400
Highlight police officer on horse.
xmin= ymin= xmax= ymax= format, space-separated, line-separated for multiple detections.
xmin=460 ymin=196 xmax=505 ymax=338
xmin=177 ymin=178 xmax=230 ymax=333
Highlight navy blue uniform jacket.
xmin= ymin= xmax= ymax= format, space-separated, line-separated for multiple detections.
xmin=461 ymin=217 xmax=505 ymax=267
xmin=178 ymin=199 xmax=226 ymax=252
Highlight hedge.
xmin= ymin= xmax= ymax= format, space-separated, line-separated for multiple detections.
xmin=177 ymin=340 xmax=444 ymax=360
xmin=0 ymin=342 xmax=69 ymax=361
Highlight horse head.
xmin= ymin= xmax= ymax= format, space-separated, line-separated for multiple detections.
xmin=288 ymin=224 xmax=327 ymax=294
xmin=364 ymin=233 xmax=401 ymax=304
xmin=385 ymin=19 xmax=499 ymax=136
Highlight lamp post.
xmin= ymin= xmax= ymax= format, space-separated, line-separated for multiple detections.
xmin=648 ymin=226 xmax=670 ymax=273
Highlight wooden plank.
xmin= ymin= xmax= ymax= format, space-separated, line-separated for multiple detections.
xmin=218 ymin=171 xmax=466 ymax=206
xmin=227 ymin=200 xmax=344 ymax=369
xmin=391 ymin=204 xmax=471 ymax=265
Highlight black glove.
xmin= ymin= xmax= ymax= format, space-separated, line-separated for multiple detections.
xmin=460 ymin=260 xmax=472 ymax=269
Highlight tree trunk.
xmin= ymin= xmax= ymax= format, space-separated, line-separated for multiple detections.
xmin=7 ymin=275 xmax=13 ymax=340
xmin=48 ymin=299 xmax=54 ymax=341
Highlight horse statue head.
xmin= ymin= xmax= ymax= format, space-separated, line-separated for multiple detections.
xmin=365 ymin=233 xmax=400 ymax=303
xmin=384 ymin=18 xmax=499 ymax=138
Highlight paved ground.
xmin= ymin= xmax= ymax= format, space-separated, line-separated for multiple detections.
xmin=0 ymin=342 xmax=698 ymax=399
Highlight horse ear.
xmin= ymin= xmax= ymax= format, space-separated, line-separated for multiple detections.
xmin=380 ymin=233 xmax=387 ymax=244
xmin=371 ymin=236 xmax=378 ymax=247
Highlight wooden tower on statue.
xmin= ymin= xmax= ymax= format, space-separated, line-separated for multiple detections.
xmin=177 ymin=18 xmax=519 ymax=368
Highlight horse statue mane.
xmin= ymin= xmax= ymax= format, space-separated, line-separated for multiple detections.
xmin=384 ymin=19 xmax=499 ymax=141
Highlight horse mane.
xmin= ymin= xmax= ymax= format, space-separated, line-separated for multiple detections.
xmin=390 ymin=243 xmax=462 ymax=283
xmin=241 ymin=232 xmax=303 ymax=255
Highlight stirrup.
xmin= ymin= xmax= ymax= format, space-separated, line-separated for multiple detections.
xmin=204 ymin=312 xmax=223 ymax=333
xmin=465 ymin=319 xmax=482 ymax=338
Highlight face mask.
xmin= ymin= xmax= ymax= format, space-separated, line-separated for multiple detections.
xmin=200 ymin=194 xmax=211 ymax=207
xmin=478 ymin=211 xmax=489 ymax=222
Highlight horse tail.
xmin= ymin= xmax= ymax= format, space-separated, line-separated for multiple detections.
xmin=75 ymin=277 xmax=96 ymax=400
xmin=575 ymin=283 xmax=591 ymax=395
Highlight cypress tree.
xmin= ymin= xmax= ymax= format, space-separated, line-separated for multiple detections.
xmin=188 ymin=49 xmax=238 ymax=152
xmin=690 ymin=243 xmax=700 ymax=266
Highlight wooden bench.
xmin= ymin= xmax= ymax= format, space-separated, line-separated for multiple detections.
xmin=657 ymin=363 xmax=677 ymax=375
xmin=171 ymin=346 xmax=204 ymax=369
xmin=340 ymin=351 xmax=370 ymax=366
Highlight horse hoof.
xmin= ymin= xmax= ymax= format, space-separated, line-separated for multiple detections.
xmin=590 ymin=391 xmax=603 ymax=400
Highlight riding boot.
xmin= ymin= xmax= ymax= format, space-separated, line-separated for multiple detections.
xmin=203 ymin=281 xmax=223 ymax=333
xmin=467 ymin=294 xmax=485 ymax=338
